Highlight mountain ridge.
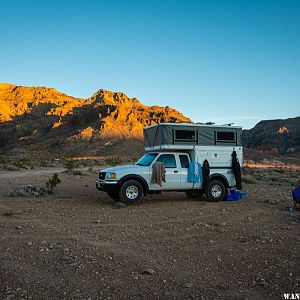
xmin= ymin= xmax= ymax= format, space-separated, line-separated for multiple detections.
xmin=1 ymin=83 xmax=299 ymax=156
xmin=242 ymin=116 xmax=300 ymax=155
xmin=0 ymin=83 xmax=191 ymax=155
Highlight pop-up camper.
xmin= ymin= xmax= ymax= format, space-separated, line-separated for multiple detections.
xmin=144 ymin=123 xmax=242 ymax=149
xmin=96 ymin=123 xmax=243 ymax=204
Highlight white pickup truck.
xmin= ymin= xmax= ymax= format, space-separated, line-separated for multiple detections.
xmin=96 ymin=123 xmax=243 ymax=204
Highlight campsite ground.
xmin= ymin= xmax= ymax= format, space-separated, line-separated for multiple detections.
xmin=0 ymin=164 xmax=299 ymax=300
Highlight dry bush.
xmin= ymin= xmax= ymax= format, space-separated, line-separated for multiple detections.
xmin=45 ymin=173 xmax=61 ymax=194
xmin=267 ymin=175 xmax=281 ymax=182
xmin=242 ymin=174 xmax=256 ymax=184
xmin=63 ymin=159 xmax=78 ymax=171
xmin=104 ymin=156 xmax=123 ymax=166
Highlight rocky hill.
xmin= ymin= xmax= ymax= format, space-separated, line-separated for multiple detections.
xmin=242 ymin=116 xmax=300 ymax=155
xmin=2 ymin=83 xmax=299 ymax=158
xmin=0 ymin=83 xmax=191 ymax=155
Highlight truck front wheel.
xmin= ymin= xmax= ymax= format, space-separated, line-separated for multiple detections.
xmin=119 ymin=180 xmax=143 ymax=204
xmin=206 ymin=180 xmax=226 ymax=202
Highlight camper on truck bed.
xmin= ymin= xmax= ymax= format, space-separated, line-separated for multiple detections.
xmin=96 ymin=123 xmax=243 ymax=204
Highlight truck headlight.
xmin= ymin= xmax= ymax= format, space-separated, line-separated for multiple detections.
xmin=106 ymin=172 xmax=117 ymax=179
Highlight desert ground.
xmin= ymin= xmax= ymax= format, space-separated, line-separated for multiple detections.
xmin=0 ymin=162 xmax=299 ymax=300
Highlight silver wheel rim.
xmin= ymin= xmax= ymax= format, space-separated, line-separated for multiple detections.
xmin=211 ymin=185 xmax=222 ymax=198
xmin=126 ymin=185 xmax=139 ymax=200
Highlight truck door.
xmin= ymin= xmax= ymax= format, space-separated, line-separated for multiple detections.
xmin=179 ymin=154 xmax=199 ymax=189
xmin=150 ymin=153 xmax=181 ymax=190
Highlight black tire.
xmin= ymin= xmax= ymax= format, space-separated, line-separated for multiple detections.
xmin=206 ymin=180 xmax=226 ymax=202
xmin=119 ymin=180 xmax=143 ymax=204
xmin=107 ymin=190 xmax=120 ymax=201
xmin=185 ymin=190 xmax=205 ymax=200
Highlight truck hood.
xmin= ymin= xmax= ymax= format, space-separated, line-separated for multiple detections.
xmin=100 ymin=164 xmax=146 ymax=173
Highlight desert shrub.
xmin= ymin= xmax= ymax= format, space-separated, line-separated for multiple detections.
xmin=45 ymin=173 xmax=61 ymax=194
xmin=289 ymin=179 xmax=298 ymax=186
xmin=63 ymin=159 xmax=77 ymax=171
xmin=39 ymin=159 xmax=48 ymax=167
xmin=242 ymin=174 xmax=256 ymax=184
xmin=104 ymin=156 xmax=123 ymax=166
xmin=72 ymin=170 xmax=83 ymax=176
xmin=1 ymin=209 xmax=16 ymax=216
xmin=267 ymin=175 xmax=280 ymax=182
xmin=13 ymin=160 xmax=27 ymax=169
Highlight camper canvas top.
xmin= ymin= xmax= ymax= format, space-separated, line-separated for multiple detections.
xmin=145 ymin=122 xmax=242 ymax=130
xmin=144 ymin=122 xmax=242 ymax=150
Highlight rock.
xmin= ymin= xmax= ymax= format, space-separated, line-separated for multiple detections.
xmin=4 ymin=294 xmax=15 ymax=300
xmin=141 ymin=268 xmax=156 ymax=275
xmin=25 ymin=185 xmax=34 ymax=193
xmin=69 ymin=261 xmax=80 ymax=267
xmin=15 ymin=225 xmax=22 ymax=230
xmin=112 ymin=202 xmax=127 ymax=209
xmin=215 ymin=221 xmax=226 ymax=226
xmin=16 ymin=189 xmax=27 ymax=197
xmin=27 ymin=242 xmax=33 ymax=246
xmin=8 ymin=185 xmax=46 ymax=198
xmin=215 ymin=227 xmax=226 ymax=233
xmin=183 ymin=282 xmax=193 ymax=288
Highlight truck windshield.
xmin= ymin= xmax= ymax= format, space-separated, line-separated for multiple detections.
xmin=136 ymin=153 xmax=158 ymax=166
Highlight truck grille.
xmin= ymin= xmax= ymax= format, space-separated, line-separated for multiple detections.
xmin=99 ymin=172 xmax=106 ymax=180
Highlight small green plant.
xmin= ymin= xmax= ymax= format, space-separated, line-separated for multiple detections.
xmin=45 ymin=173 xmax=61 ymax=194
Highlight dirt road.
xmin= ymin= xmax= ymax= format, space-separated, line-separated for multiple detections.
xmin=0 ymin=167 xmax=299 ymax=299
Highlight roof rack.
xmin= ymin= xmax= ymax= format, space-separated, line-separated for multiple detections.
xmin=221 ymin=123 xmax=234 ymax=126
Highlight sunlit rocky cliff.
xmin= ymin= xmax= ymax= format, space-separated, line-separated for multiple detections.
xmin=0 ymin=83 xmax=191 ymax=155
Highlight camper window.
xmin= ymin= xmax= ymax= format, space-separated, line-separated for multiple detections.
xmin=156 ymin=154 xmax=177 ymax=168
xmin=174 ymin=130 xmax=197 ymax=141
xmin=179 ymin=155 xmax=190 ymax=168
xmin=216 ymin=131 xmax=235 ymax=142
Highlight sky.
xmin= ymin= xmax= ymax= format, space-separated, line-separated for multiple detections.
xmin=0 ymin=0 xmax=299 ymax=129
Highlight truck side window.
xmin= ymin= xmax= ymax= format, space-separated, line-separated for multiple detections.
xmin=179 ymin=155 xmax=189 ymax=168
xmin=156 ymin=154 xmax=176 ymax=168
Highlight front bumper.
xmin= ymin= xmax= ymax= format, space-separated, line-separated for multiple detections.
xmin=96 ymin=179 xmax=118 ymax=192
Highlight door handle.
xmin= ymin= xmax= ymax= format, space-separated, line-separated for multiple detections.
xmin=174 ymin=170 xmax=178 ymax=173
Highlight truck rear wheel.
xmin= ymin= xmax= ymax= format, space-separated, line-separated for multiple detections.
xmin=119 ymin=180 xmax=143 ymax=204
xmin=206 ymin=180 xmax=226 ymax=202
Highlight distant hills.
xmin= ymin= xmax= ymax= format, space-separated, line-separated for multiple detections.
xmin=242 ymin=116 xmax=300 ymax=155
xmin=0 ymin=83 xmax=190 ymax=155
xmin=0 ymin=83 xmax=299 ymax=156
